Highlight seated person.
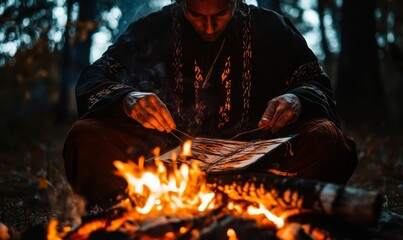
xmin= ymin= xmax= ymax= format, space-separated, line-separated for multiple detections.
xmin=63 ymin=0 xmax=358 ymax=206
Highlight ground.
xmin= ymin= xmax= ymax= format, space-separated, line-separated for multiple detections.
xmin=0 ymin=116 xmax=402 ymax=238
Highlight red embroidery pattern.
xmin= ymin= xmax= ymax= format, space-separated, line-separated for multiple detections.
xmin=173 ymin=5 xmax=252 ymax=129
xmin=218 ymin=57 xmax=232 ymax=128
xmin=194 ymin=59 xmax=206 ymax=125
xmin=88 ymin=84 xmax=126 ymax=109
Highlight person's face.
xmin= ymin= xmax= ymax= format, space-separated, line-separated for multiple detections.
xmin=182 ymin=0 xmax=235 ymax=42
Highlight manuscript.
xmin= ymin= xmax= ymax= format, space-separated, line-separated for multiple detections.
xmin=153 ymin=136 xmax=295 ymax=174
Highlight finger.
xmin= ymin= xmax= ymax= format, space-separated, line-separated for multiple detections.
xmin=258 ymin=117 xmax=270 ymax=129
xmin=130 ymin=110 xmax=156 ymax=130
xmin=142 ymin=121 xmax=156 ymax=130
xmin=149 ymin=96 xmax=176 ymax=132
xmin=271 ymin=110 xmax=292 ymax=133
xmin=258 ymin=101 xmax=278 ymax=130
xmin=267 ymin=104 xmax=285 ymax=130
xmin=133 ymin=104 xmax=165 ymax=132
xmin=137 ymin=97 xmax=167 ymax=132
xmin=140 ymin=95 xmax=173 ymax=132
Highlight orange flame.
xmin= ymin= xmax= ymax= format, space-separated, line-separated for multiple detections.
xmin=181 ymin=140 xmax=192 ymax=156
xmin=227 ymin=228 xmax=238 ymax=240
xmin=113 ymin=143 xmax=215 ymax=216
xmin=46 ymin=220 xmax=71 ymax=240
xmin=113 ymin=140 xmax=285 ymax=227
xmin=247 ymin=203 xmax=285 ymax=228
xmin=48 ymin=140 xmax=287 ymax=239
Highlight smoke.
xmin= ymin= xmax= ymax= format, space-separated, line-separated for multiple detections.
xmin=47 ymin=182 xmax=86 ymax=228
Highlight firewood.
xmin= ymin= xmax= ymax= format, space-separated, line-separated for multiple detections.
xmin=207 ymin=173 xmax=382 ymax=226
xmin=276 ymin=223 xmax=313 ymax=240
xmin=137 ymin=209 xmax=224 ymax=239
xmin=197 ymin=214 xmax=277 ymax=240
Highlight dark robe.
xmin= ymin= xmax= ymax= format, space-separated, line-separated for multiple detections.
xmin=76 ymin=3 xmax=338 ymax=135
xmin=64 ymin=3 xmax=357 ymax=205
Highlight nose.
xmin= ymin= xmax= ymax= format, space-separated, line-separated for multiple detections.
xmin=204 ymin=17 xmax=214 ymax=35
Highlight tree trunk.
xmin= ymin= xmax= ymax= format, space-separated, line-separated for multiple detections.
xmin=56 ymin=0 xmax=98 ymax=122
xmin=336 ymin=0 xmax=385 ymax=128
xmin=317 ymin=0 xmax=331 ymax=64
xmin=56 ymin=0 xmax=74 ymax=122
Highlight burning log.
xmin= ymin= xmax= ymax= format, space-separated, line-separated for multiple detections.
xmin=195 ymin=214 xmax=277 ymax=240
xmin=207 ymin=172 xmax=383 ymax=226
xmin=43 ymin=140 xmax=389 ymax=239
xmin=39 ymin=152 xmax=401 ymax=240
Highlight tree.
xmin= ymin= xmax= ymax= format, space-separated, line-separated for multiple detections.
xmin=336 ymin=0 xmax=386 ymax=128
xmin=0 ymin=0 xmax=57 ymax=118
xmin=56 ymin=0 xmax=99 ymax=121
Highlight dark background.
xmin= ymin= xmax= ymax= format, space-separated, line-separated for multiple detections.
xmin=0 ymin=0 xmax=402 ymax=234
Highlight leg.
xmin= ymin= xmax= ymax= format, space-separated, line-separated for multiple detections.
xmin=273 ymin=118 xmax=358 ymax=185
xmin=63 ymin=117 xmax=177 ymax=206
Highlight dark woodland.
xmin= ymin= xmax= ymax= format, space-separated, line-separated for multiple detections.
xmin=0 ymin=0 xmax=402 ymax=238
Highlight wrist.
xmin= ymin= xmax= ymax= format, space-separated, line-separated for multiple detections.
xmin=122 ymin=91 xmax=140 ymax=117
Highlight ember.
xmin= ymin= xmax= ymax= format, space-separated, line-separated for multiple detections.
xmin=45 ymin=140 xmax=384 ymax=240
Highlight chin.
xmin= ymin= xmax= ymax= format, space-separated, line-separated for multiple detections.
xmin=198 ymin=32 xmax=221 ymax=42
xmin=203 ymin=38 xmax=217 ymax=42
xmin=201 ymin=36 xmax=219 ymax=42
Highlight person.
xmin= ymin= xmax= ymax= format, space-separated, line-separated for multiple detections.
xmin=63 ymin=0 xmax=358 ymax=206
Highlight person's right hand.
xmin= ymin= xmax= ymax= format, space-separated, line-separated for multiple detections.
xmin=123 ymin=91 xmax=176 ymax=132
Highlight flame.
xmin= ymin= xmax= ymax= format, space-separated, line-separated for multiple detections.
xmin=227 ymin=228 xmax=238 ymax=240
xmin=47 ymin=220 xmax=61 ymax=240
xmin=247 ymin=203 xmax=285 ymax=228
xmin=48 ymin=140 xmax=287 ymax=238
xmin=113 ymin=143 xmax=215 ymax=216
xmin=46 ymin=220 xmax=71 ymax=240
xmin=113 ymin=141 xmax=285 ymax=228
xmin=181 ymin=140 xmax=192 ymax=156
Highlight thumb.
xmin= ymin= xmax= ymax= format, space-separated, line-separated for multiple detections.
xmin=258 ymin=100 xmax=278 ymax=129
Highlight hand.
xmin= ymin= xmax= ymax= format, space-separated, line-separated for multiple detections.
xmin=258 ymin=93 xmax=301 ymax=133
xmin=123 ymin=91 xmax=176 ymax=132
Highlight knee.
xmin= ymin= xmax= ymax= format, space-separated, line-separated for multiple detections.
xmin=299 ymin=119 xmax=345 ymax=148
xmin=293 ymin=119 xmax=358 ymax=184
xmin=66 ymin=119 xmax=103 ymax=143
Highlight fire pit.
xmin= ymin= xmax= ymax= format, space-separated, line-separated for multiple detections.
xmin=42 ymin=140 xmax=387 ymax=240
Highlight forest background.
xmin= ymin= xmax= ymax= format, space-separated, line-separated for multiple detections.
xmin=0 ymin=0 xmax=402 ymax=234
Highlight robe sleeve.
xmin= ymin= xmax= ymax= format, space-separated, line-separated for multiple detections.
xmin=280 ymin=16 xmax=340 ymax=127
xmin=255 ymin=10 xmax=340 ymax=127
xmin=75 ymin=7 xmax=173 ymax=119
xmin=285 ymin=61 xmax=340 ymax=128
xmin=76 ymin=54 xmax=136 ymax=119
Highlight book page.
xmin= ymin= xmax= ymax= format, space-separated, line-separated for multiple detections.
xmin=156 ymin=136 xmax=293 ymax=173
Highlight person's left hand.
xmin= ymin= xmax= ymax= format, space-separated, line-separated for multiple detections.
xmin=258 ymin=93 xmax=301 ymax=133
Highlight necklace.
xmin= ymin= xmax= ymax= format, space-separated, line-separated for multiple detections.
xmin=202 ymin=37 xmax=227 ymax=88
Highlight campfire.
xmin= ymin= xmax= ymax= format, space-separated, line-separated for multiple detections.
xmin=45 ymin=140 xmax=382 ymax=240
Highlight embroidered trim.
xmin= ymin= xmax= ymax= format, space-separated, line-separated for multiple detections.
xmin=88 ymin=84 xmax=126 ymax=109
xmin=194 ymin=57 xmax=232 ymax=128
xmin=172 ymin=10 xmax=184 ymax=122
xmin=241 ymin=6 xmax=252 ymax=128
xmin=194 ymin=59 xmax=206 ymax=125
xmin=218 ymin=57 xmax=231 ymax=128
xmin=298 ymin=85 xmax=327 ymax=101
xmin=172 ymin=5 xmax=253 ymax=129
xmin=285 ymin=61 xmax=324 ymax=89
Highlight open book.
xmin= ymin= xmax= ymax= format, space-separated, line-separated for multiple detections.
xmin=154 ymin=136 xmax=296 ymax=174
